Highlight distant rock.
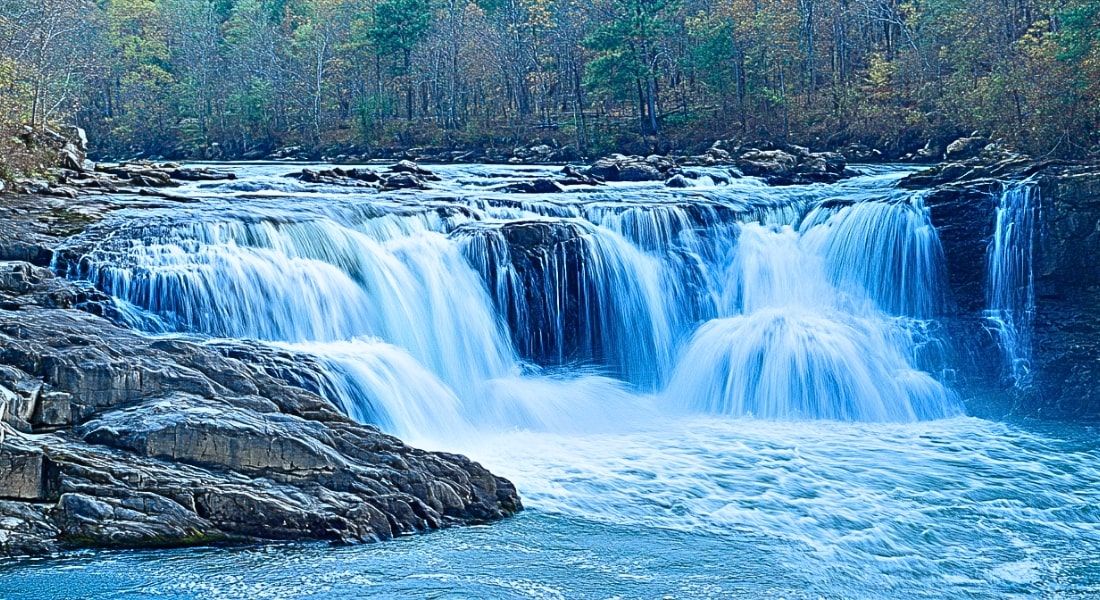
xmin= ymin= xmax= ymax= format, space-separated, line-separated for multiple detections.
xmin=500 ymin=178 xmax=566 ymax=194
xmin=582 ymin=154 xmax=674 ymax=182
xmin=381 ymin=171 xmax=429 ymax=190
xmin=838 ymin=143 xmax=883 ymax=162
xmin=736 ymin=149 xmax=799 ymax=177
xmin=945 ymin=136 xmax=989 ymax=161
xmin=388 ymin=160 xmax=440 ymax=180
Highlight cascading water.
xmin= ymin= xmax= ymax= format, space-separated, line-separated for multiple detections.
xmin=666 ymin=211 xmax=956 ymax=421
xmin=55 ymin=165 xmax=960 ymax=433
xmin=455 ymin=219 xmax=680 ymax=389
xmin=29 ymin=163 xmax=1100 ymax=599
xmin=985 ymin=181 xmax=1039 ymax=386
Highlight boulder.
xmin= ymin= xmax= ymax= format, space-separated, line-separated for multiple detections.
xmin=583 ymin=155 xmax=670 ymax=182
xmin=585 ymin=156 xmax=622 ymax=181
xmin=665 ymin=174 xmax=692 ymax=188
xmin=945 ymin=136 xmax=989 ymax=161
xmin=560 ymin=166 xmax=602 ymax=186
xmin=500 ymin=179 xmax=566 ymax=194
xmin=388 ymin=160 xmax=438 ymax=179
xmin=168 ymin=168 xmax=237 ymax=182
xmin=736 ymin=149 xmax=799 ymax=177
xmin=381 ymin=172 xmax=429 ymax=190
xmin=0 ymin=443 xmax=55 ymax=501
xmin=59 ymin=145 xmax=84 ymax=172
xmin=619 ymin=163 xmax=663 ymax=181
xmin=839 ymin=143 xmax=883 ymax=162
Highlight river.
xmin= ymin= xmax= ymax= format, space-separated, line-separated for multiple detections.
xmin=1 ymin=163 xmax=1098 ymax=599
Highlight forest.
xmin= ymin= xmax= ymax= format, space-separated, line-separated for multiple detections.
xmin=2 ymin=0 xmax=1099 ymax=165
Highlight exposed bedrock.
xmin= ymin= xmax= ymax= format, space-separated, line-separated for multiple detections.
xmin=455 ymin=220 xmax=597 ymax=367
xmin=913 ymin=158 xmax=1100 ymax=419
xmin=0 ymin=262 xmax=520 ymax=557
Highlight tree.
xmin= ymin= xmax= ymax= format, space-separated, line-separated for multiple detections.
xmin=369 ymin=0 xmax=432 ymax=121
xmin=584 ymin=0 xmax=680 ymax=139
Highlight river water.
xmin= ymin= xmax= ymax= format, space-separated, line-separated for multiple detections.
xmin=1 ymin=163 xmax=1097 ymax=599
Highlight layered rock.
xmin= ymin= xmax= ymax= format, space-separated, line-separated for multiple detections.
xmin=0 ymin=268 xmax=520 ymax=556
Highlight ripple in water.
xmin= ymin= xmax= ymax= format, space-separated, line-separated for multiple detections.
xmin=2 ymin=417 xmax=1098 ymax=599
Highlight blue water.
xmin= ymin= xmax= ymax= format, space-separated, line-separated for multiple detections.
xmin=3 ymin=416 xmax=1099 ymax=599
xmin=3 ymin=163 xmax=1098 ymax=599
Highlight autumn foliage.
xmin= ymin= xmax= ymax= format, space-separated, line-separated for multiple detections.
xmin=1 ymin=0 xmax=1098 ymax=162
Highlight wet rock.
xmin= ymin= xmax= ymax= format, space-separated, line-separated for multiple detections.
xmin=500 ymin=179 xmax=565 ymax=194
xmin=560 ymin=166 xmax=602 ymax=186
xmin=168 ymin=168 xmax=237 ymax=182
xmin=665 ymin=174 xmax=691 ymax=188
xmin=0 ymin=443 xmax=56 ymax=501
xmin=736 ymin=149 xmax=798 ymax=178
xmin=388 ymin=160 xmax=439 ymax=180
xmin=381 ymin=172 xmax=429 ymax=190
xmin=838 ymin=143 xmax=884 ymax=162
xmin=0 ymin=501 xmax=60 ymax=555
xmin=289 ymin=168 xmax=377 ymax=187
xmin=919 ymin=153 xmax=1100 ymax=419
xmin=583 ymin=155 xmax=672 ymax=182
xmin=455 ymin=221 xmax=591 ymax=366
xmin=619 ymin=163 xmax=663 ymax=182
xmin=54 ymin=490 xmax=223 ymax=548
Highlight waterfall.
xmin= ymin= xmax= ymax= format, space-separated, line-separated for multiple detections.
xmin=57 ymin=165 xmax=963 ymax=440
xmin=297 ymin=338 xmax=473 ymax=446
xmin=801 ymin=198 xmax=946 ymax=319
xmin=667 ymin=222 xmax=958 ymax=421
xmin=456 ymin=220 xmax=681 ymax=389
xmin=985 ymin=181 xmax=1039 ymax=387
xmin=61 ymin=212 xmax=515 ymax=400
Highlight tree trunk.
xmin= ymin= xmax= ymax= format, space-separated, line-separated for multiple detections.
xmin=404 ymin=49 xmax=413 ymax=120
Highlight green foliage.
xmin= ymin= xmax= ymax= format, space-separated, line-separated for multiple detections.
xmin=369 ymin=0 xmax=432 ymax=58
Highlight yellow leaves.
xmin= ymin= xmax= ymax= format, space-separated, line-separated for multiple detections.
xmin=522 ymin=0 xmax=556 ymax=30
xmin=864 ymin=53 xmax=898 ymax=101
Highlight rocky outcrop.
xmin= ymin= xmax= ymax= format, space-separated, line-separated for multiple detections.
xmin=286 ymin=162 xmax=441 ymax=191
xmin=730 ymin=143 xmax=847 ymax=184
xmin=944 ymin=135 xmax=989 ymax=161
xmin=583 ymin=154 xmax=676 ymax=182
xmin=0 ymin=265 xmax=520 ymax=557
xmin=456 ymin=220 xmax=596 ymax=366
xmin=899 ymin=144 xmax=1058 ymax=190
xmin=909 ymin=156 xmax=1100 ymax=419
xmin=8 ymin=154 xmax=237 ymax=199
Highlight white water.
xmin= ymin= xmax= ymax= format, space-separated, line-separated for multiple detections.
xmin=38 ymin=163 xmax=1100 ymax=598
xmin=986 ymin=181 xmax=1039 ymax=386
xmin=59 ymin=163 xmax=957 ymax=429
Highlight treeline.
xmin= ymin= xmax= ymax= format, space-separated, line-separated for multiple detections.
xmin=2 ymin=0 xmax=1100 ymax=161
